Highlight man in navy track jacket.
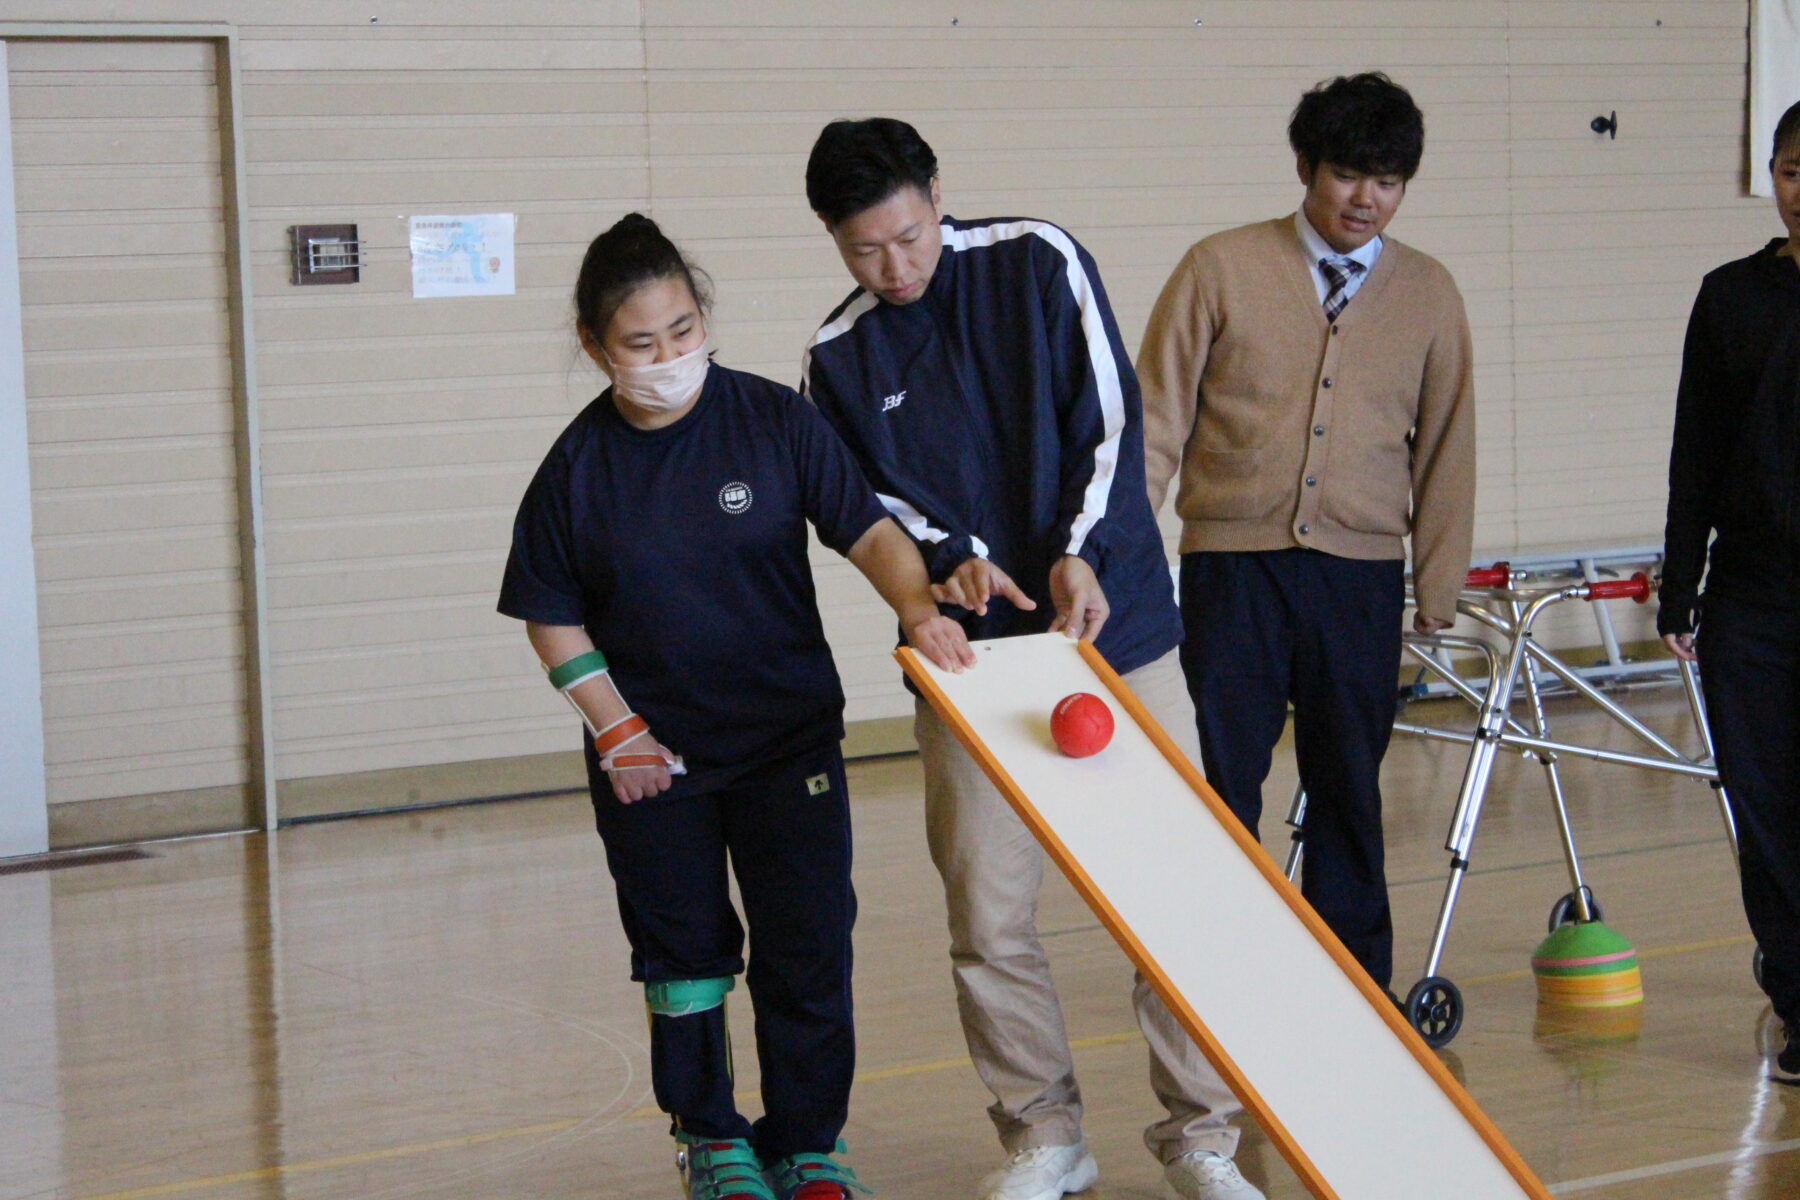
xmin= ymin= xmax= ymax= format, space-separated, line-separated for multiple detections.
xmin=801 ymin=118 xmax=1262 ymax=1200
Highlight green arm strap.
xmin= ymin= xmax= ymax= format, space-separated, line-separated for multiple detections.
xmin=547 ymin=649 xmax=608 ymax=691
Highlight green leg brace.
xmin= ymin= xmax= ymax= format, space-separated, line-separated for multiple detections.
xmin=647 ymin=975 xmax=735 ymax=1017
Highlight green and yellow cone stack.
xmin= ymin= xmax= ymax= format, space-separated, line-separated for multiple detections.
xmin=1531 ymin=921 xmax=1643 ymax=1008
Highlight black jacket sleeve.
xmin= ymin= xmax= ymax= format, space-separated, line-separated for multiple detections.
xmin=1659 ymin=278 xmax=1730 ymax=635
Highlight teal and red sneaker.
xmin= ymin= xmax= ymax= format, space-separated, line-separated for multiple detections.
xmin=767 ymin=1142 xmax=871 ymax=1200
xmin=675 ymin=1130 xmax=776 ymax=1200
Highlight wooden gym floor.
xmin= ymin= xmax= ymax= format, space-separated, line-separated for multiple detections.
xmin=2 ymin=686 xmax=1794 ymax=1200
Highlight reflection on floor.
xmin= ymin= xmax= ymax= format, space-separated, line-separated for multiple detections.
xmin=1 ymin=690 xmax=1795 ymax=1200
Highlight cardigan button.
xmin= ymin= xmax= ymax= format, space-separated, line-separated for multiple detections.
xmin=1321 ymin=377 xmax=1333 ymax=388
xmin=1298 ymin=523 xmax=1312 ymax=535
xmin=1313 ymin=425 xmax=1326 ymax=436
xmin=1305 ymin=476 xmax=1317 ymax=487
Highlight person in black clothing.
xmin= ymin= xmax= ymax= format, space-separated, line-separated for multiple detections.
xmin=499 ymin=213 xmax=972 ymax=1199
xmin=1659 ymin=98 xmax=1800 ymax=1084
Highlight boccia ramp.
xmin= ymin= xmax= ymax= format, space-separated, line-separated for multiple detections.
xmin=897 ymin=632 xmax=1550 ymax=1200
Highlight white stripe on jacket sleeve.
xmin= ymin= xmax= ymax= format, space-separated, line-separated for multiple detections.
xmin=943 ymin=220 xmax=1124 ymax=558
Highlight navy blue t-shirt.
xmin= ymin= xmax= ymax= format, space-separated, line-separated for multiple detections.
xmin=498 ymin=363 xmax=890 ymax=796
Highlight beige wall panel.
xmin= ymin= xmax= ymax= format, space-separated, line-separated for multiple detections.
xmin=39 ymin=625 xmax=241 ymax=676
xmin=262 ymin=465 xmax=528 ymax=522
xmin=241 ymin=35 xmax=643 ymax=73
xmin=270 ymin=555 xmax=506 ymax=609
xmin=1506 ymin=69 xmax=1750 ymax=104
xmin=244 ymin=164 xmax=648 ymax=210
xmin=24 ymin=305 xmax=229 ymax=354
xmin=1508 ymin=31 xmax=1744 ymax=67
xmin=10 ymin=37 xmax=250 ymax=807
xmin=16 ymin=217 xmax=221 ymax=260
xmin=1508 ymin=2 xmax=1739 ymax=26
xmin=229 ymin=0 xmax=641 ymax=23
xmin=0 ymin=0 xmax=626 ymax=20
xmin=8 ymin=79 xmax=216 ymax=119
xmin=24 ymin=352 xmax=230 ymax=401
xmin=50 ymin=703 xmax=245 ymax=763
xmin=257 ymin=383 xmax=580 ymax=431
xmin=249 ymin=294 xmax=574 ymax=344
xmin=17 ymin=260 xmax=228 ymax=305
xmin=1513 ymin=248 xmax=1754 ymax=288
xmin=274 ymin=639 xmax=526 ymax=698
xmin=51 ymin=759 xmax=247 ymax=805
xmin=246 ymin=77 xmax=647 ymax=117
xmin=39 ymin=574 xmax=240 ymax=628
xmin=645 ymin=33 xmax=1507 ymax=74
xmin=276 ymin=728 xmax=563 ymax=781
xmin=3 ymin=41 xmax=210 ymax=71
xmin=246 ymin=120 xmax=646 ymax=167
xmin=255 ymin=332 xmax=560 ymax=390
xmin=29 ymin=483 xmax=233 ymax=538
xmin=277 ymin=683 xmax=554 ymax=743
xmin=269 ymin=599 xmax=512 ymax=654
xmin=27 ymin=394 xmax=233 ymax=443
xmin=11 ymin=125 xmax=220 ymax=170
xmin=44 ymin=664 xmax=243 ymax=720
xmin=25 ymin=440 xmax=234 ymax=489
xmin=262 ymin=426 xmax=560 ymax=476
xmin=34 ymin=529 xmax=238 ymax=583
xmin=654 ymin=1 xmax=1508 ymax=28
xmin=271 ymin=521 xmax=518 ymax=578
xmin=15 ymin=171 xmax=221 ymax=214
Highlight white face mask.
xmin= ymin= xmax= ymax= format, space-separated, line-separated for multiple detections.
xmin=604 ymin=338 xmax=712 ymax=415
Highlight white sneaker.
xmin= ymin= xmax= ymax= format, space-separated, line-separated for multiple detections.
xmin=978 ymin=1140 xmax=1099 ymax=1200
xmin=1162 ymin=1149 xmax=1265 ymax=1200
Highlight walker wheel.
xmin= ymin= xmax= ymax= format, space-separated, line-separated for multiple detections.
xmin=1547 ymin=888 xmax=1604 ymax=931
xmin=1405 ymin=975 xmax=1464 ymax=1048
xmin=1755 ymin=945 xmax=1766 ymax=991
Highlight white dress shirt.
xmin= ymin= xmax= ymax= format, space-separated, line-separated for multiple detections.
xmin=1294 ymin=210 xmax=1383 ymax=307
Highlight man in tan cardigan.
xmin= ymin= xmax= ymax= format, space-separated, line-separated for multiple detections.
xmin=1137 ymin=73 xmax=1475 ymax=993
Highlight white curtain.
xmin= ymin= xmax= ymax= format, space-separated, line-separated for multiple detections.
xmin=1752 ymin=0 xmax=1800 ymax=197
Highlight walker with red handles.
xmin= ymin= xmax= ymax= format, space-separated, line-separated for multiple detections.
xmin=1281 ymin=556 xmax=1744 ymax=1047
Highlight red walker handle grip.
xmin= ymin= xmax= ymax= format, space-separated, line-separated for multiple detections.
xmin=1584 ymin=572 xmax=1651 ymax=604
xmin=1465 ymin=562 xmax=1511 ymax=588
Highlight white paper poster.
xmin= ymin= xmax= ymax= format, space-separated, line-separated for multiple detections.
xmin=1752 ymin=0 xmax=1800 ymax=198
xmin=408 ymin=213 xmax=516 ymax=298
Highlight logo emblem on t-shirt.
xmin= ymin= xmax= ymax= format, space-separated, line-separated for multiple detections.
xmin=718 ymin=481 xmax=753 ymax=514
xmin=881 ymin=390 xmax=906 ymax=412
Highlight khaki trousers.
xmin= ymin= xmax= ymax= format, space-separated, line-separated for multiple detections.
xmin=914 ymin=646 xmax=1242 ymax=1162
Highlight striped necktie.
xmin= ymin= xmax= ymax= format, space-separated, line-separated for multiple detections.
xmin=1319 ymin=255 xmax=1366 ymax=321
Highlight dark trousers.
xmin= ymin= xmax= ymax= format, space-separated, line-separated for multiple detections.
xmin=1697 ymin=592 xmax=1800 ymax=1023
xmin=591 ymin=744 xmax=856 ymax=1160
xmin=1179 ymin=548 xmax=1404 ymax=988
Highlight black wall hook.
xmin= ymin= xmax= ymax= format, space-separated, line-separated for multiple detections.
xmin=1590 ymin=111 xmax=1618 ymax=139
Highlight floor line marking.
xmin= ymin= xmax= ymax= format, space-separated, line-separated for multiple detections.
xmin=625 ymin=1031 xmax=1143 ymax=1119
xmin=1548 ymin=1134 xmax=1800 ymax=1193
xmin=67 ymin=1119 xmax=581 ymax=1200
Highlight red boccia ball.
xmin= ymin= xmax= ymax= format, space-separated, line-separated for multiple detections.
xmin=1051 ymin=692 xmax=1114 ymax=758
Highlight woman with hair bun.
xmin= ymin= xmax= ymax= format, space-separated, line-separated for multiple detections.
xmin=500 ymin=212 xmax=971 ymax=1198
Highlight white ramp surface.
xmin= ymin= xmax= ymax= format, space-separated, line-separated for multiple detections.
xmin=900 ymin=633 xmax=1548 ymax=1200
